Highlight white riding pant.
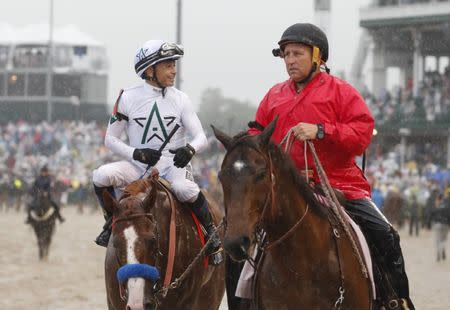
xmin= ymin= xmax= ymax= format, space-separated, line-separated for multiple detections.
xmin=92 ymin=156 xmax=199 ymax=202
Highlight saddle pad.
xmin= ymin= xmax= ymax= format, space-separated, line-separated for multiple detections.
xmin=342 ymin=211 xmax=376 ymax=299
xmin=314 ymin=193 xmax=376 ymax=299
xmin=188 ymin=209 xmax=209 ymax=268
xmin=30 ymin=208 xmax=55 ymax=222
xmin=236 ymin=243 xmax=259 ymax=299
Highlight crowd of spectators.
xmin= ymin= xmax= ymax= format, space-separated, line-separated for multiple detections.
xmin=0 ymin=120 xmax=227 ymax=211
xmin=1 ymin=65 xmax=450 ymax=218
xmin=0 ymin=120 xmax=113 ymax=210
xmin=363 ymin=67 xmax=450 ymax=125
xmin=377 ymin=0 xmax=447 ymax=7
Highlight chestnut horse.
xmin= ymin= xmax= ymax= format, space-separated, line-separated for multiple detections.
xmin=213 ymin=121 xmax=372 ymax=310
xmin=102 ymin=174 xmax=225 ymax=310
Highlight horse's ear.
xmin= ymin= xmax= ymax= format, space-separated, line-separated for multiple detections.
xmin=142 ymin=182 xmax=158 ymax=212
xmin=258 ymin=116 xmax=278 ymax=146
xmin=103 ymin=190 xmax=119 ymax=215
xmin=211 ymin=125 xmax=232 ymax=150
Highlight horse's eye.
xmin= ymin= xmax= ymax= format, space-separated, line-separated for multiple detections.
xmin=145 ymin=237 xmax=157 ymax=248
xmin=254 ymin=168 xmax=267 ymax=182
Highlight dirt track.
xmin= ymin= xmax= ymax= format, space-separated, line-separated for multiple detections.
xmin=1 ymin=206 xmax=449 ymax=309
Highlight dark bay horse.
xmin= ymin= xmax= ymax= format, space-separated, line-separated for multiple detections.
xmin=213 ymin=120 xmax=372 ymax=310
xmin=28 ymin=191 xmax=57 ymax=260
xmin=103 ymin=174 xmax=225 ymax=310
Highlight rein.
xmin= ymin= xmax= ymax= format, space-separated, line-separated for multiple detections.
xmin=281 ymin=129 xmax=370 ymax=309
xmin=113 ymin=180 xmax=223 ymax=303
xmin=112 ymin=210 xmax=155 ymax=302
xmin=246 ymin=130 xmax=368 ymax=309
xmin=257 ymin=150 xmax=310 ymax=251
xmin=281 ymin=128 xmax=368 ymax=279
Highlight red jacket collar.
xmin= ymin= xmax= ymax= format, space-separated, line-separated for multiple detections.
xmin=288 ymin=71 xmax=326 ymax=94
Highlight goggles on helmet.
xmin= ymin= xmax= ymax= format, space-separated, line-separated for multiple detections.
xmin=159 ymin=43 xmax=184 ymax=57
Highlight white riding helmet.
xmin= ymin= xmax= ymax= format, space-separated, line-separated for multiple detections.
xmin=134 ymin=40 xmax=184 ymax=79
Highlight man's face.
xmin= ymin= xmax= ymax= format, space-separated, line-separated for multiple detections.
xmin=146 ymin=60 xmax=177 ymax=87
xmin=282 ymin=43 xmax=313 ymax=82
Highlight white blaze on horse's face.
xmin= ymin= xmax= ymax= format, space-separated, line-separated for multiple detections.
xmin=233 ymin=160 xmax=246 ymax=172
xmin=124 ymin=226 xmax=145 ymax=310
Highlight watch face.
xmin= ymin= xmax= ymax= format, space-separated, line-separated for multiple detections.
xmin=317 ymin=125 xmax=324 ymax=139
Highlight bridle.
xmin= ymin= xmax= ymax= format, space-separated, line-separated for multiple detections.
xmin=221 ymin=140 xmax=310 ymax=255
xmin=111 ymin=197 xmax=164 ymax=304
xmin=111 ymin=186 xmax=221 ymax=306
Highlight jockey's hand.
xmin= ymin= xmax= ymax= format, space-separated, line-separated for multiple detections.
xmin=292 ymin=122 xmax=318 ymax=141
xmin=169 ymin=144 xmax=196 ymax=168
xmin=133 ymin=148 xmax=162 ymax=166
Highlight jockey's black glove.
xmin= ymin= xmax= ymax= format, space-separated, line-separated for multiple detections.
xmin=133 ymin=148 xmax=162 ymax=166
xmin=169 ymin=144 xmax=195 ymax=168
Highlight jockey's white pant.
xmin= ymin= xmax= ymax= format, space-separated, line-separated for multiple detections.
xmin=92 ymin=156 xmax=199 ymax=202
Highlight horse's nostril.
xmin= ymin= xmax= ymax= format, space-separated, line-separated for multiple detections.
xmin=126 ymin=307 xmax=131 ymax=310
xmin=224 ymin=235 xmax=251 ymax=261
xmin=240 ymin=236 xmax=250 ymax=249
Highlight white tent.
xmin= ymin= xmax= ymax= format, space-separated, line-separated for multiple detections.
xmin=0 ymin=23 xmax=104 ymax=47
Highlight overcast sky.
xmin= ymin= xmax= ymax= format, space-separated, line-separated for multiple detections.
xmin=1 ymin=0 xmax=371 ymax=109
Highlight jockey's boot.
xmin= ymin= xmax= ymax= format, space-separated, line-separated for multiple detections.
xmin=378 ymin=227 xmax=415 ymax=310
xmin=188 ymin=192 xmax=224 ymax=266
xmin=93 ymin=184 xmax=115 ymax=247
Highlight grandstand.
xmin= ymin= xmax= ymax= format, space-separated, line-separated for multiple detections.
xmin=354 ymin=0 xmax=450 ymax=168
xmin=0 ymin=23 xmax=109 ymax=123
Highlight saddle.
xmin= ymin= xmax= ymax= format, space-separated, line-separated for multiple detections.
xmin=313 ymin=190 xmax=412 ymax=310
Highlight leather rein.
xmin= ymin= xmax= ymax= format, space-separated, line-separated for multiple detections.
xmin=257 ymin=149 xmax=310 ymax=251
xmin=111 ymin=179 xmax=222 ymax=304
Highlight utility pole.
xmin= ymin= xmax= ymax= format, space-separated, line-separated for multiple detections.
xmin=46 ymin=0 xmax=54 ymax=122
xmin=175 ymin=0 xmax=182 ymax=90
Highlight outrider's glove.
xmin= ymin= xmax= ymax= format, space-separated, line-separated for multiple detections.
xmin=133 ymin=148 xmax=162 ymax=166
xmin=169 ymin=144 xmax=195 ymax=168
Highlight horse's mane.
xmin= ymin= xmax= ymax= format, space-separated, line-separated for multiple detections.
xmin=230 ymin=134 xmax=327 ymax=218
xmin=121 ymin=178 xmax=152 ymax=200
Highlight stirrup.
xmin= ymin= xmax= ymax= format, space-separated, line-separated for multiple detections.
xmin=400 ymin=298 xmax=411 ymax=310
xmin=379 ymin=298 xmax=407 ymax=310
xmin=208 ymin=247 xmax=224 ymax=266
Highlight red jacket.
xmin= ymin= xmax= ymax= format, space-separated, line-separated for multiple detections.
xmin=249 ymin=72 xmax=374 ymax=200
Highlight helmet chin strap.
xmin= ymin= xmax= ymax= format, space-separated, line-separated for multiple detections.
xmin=296 ymin=63 xmax=317 ymax=86
xmin=295 ymin=46 xmax=330 ymax=88
xmin=145 ymin=66 xmax=167 ymax=97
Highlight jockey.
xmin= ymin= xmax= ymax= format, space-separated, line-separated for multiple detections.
xmin=92 ymin=40 xmax=223 ymax=265
xmin=248 ymin=23 xmax=414 ymax=309
xmin=25 ymin=165 xmax=65 ymax=223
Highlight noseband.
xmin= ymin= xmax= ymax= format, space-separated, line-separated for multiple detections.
xmin=112 ymin=200 xmax=162 ymax=302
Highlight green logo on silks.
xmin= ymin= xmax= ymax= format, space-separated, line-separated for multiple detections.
xmin=141 ymin=103 xmax=169 ymax=144
xmin=109 ymin=115 xmax=118 ymax=125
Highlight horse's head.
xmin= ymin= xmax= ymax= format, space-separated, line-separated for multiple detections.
xmin=103 ymin=179 xmax=161 ymax=310
xmin=212 ymin=118 xmax=277 ymax=261
xmin=35 ymin=189 xmax=52 ymax=215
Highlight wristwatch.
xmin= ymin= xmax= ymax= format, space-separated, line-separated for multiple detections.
xmin=316 ymin=124 xmax=325 ymax=140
